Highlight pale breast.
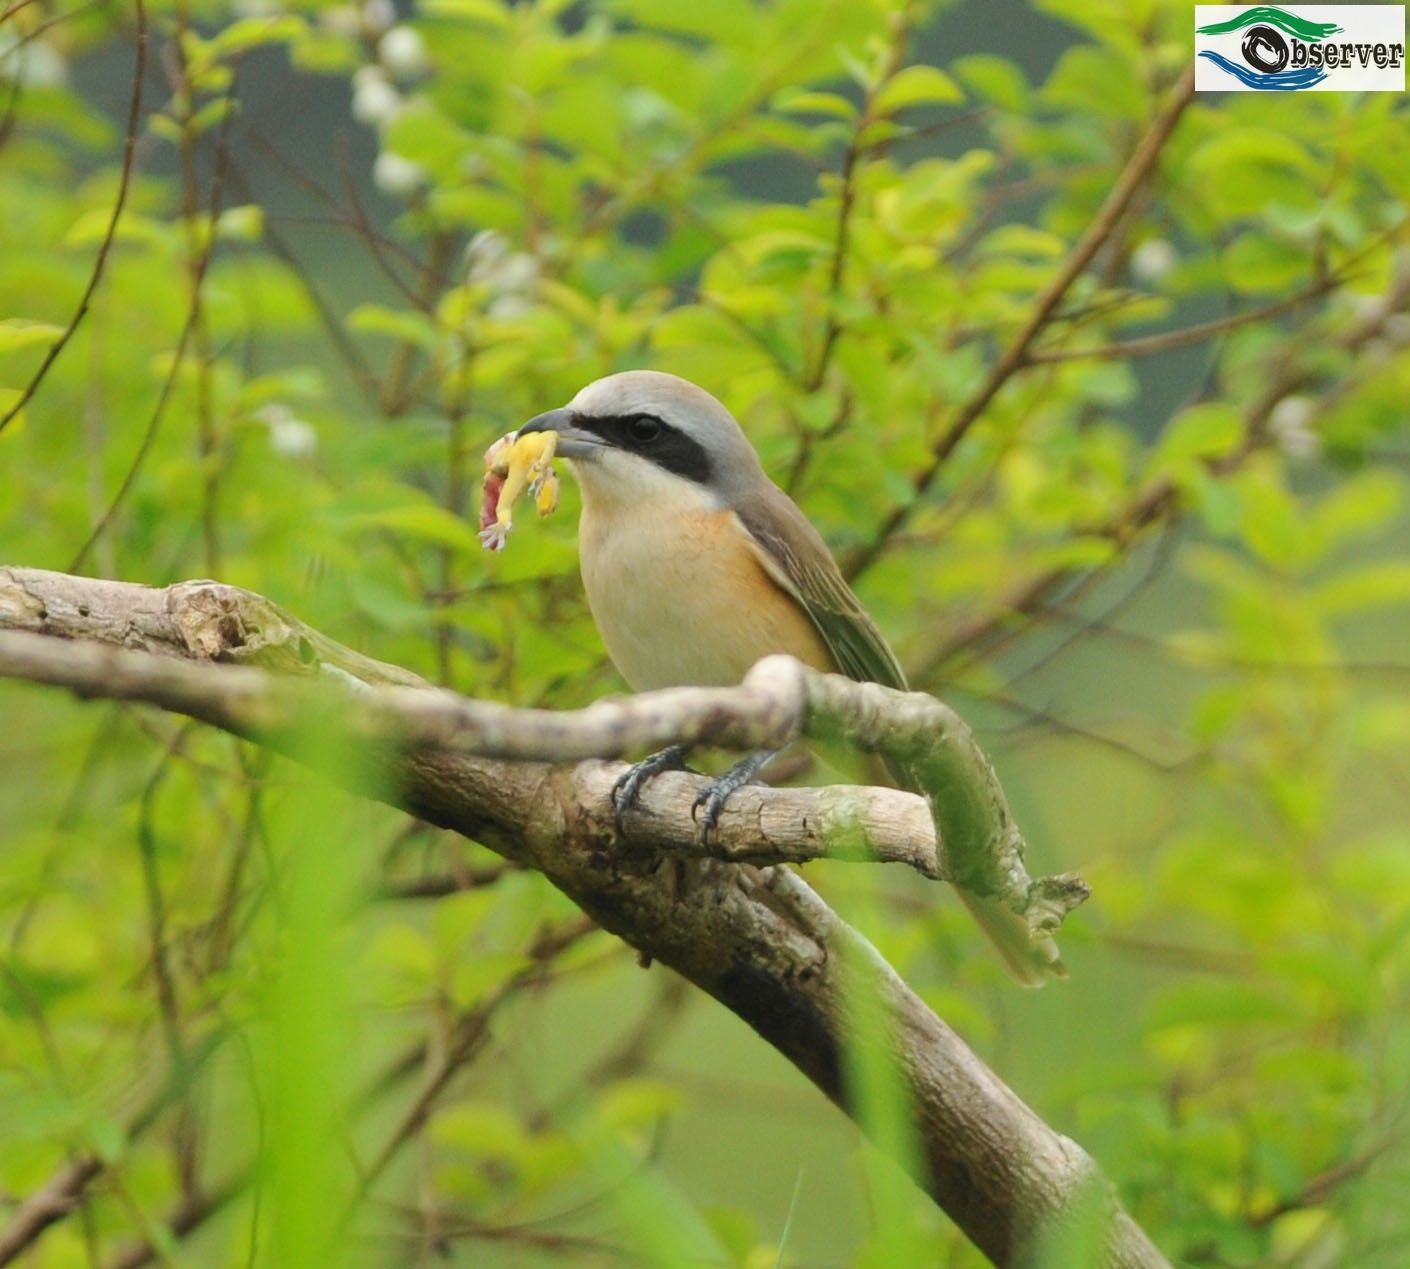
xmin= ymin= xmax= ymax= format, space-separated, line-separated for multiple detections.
xmin=579 ymin=498 xmax=833 ymax=692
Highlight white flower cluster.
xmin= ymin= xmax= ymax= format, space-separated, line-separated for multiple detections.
xmin=255 ymin=404 xmax=318 ymax=459
xmin=1268 ymin=395 xmax=1319 ymax=462
xmin=1130 ymin=238 xmax=1177 ymax=285
xmin=464 ymin=231 xmax=541 ymax=319
xmin=324 ymin=1 xmax=432 ymax=197
xmin=322 ymin=0 xmax=397 ymax=39
xmin=0 ymin=30 xmax=69 ymax=88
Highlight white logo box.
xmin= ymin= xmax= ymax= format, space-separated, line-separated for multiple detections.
xmin=1195 ymin=5 xmax=1406 ymax=91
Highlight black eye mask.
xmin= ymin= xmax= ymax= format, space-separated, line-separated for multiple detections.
xmin=571 ymin=412 xmax=713 ymax=486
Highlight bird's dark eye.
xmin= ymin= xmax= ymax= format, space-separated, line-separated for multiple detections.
xmin=626 ymin=414 xmax=661 ymax=444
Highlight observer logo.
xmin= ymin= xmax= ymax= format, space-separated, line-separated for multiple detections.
xmin=1195 ymin=5 xmax=1406 ymax=91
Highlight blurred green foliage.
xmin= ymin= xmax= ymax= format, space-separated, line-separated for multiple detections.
xmin=3 ymin=0 xmax=1410 ymax=1263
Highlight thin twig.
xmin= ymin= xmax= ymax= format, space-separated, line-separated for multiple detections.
xmin=341 ymin=918 xmax=597 ymax=1225
xmin=0 ymin=0 xmax=146 ymax=435
xmin=68 ymin=71 xmax=236 ymax=572
xmin=1027 ymin=278 xmax=1338 ymax=364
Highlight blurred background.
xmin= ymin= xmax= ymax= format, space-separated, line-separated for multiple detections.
xmin=2 ymin=0 xmax=1410 ymax=1263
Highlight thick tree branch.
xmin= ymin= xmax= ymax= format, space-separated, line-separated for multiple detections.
xmin=0 ymin=622 xmax=939 ymax=875
xmin=0 ymin=566 xmax=1088 ymax=931
xmin=0 ymin=566 xmax=1162 ymax=1267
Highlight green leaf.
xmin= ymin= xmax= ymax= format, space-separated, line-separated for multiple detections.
xmin=1221 ymin=232 xmax=1308 ymax=296
xmin=1191 ymin=128 xmax=1321 ymax=182
xmin=87 ymin=1117 xmax=128 ymax=1163
xmin=1237 ymin=470 xmax=1309 ymax=569
xmin=1312 ymin=562 xmax=1410 ymax=618
xmin=345 ymin=303 xmax=440 ymax=349
xmin=0 ymin=320 xmax=63 ymax=354
xmin=366 ymin=923 xmax=436 ymax=983
xmin=594 ymin=1078 xmax=687 ymax=1131
xmin=1309 ymin=471 xmax=1401 ymax=551
xmin=951 ymin=53 xmax=1029 ymax=111
xmin=419 ymin=0 xmax=511 ymax=25
xmin=382 ymin=101 xmax=472 ymax=181
xmin=350 ymin=503 xmax=481 ymax=553
xmin=64 ymin=209 xmax=172 ymax=251
xmin=1189 ymin=128 xmax=1322 ymax=217
xmin=1187 ymin=467 xmax=1242 ymax=537
xmin=1043 ymin=44 xmax=1144 ymax=121
xmin=432 ymin=1101 xmax=529 ymax=1163
xmin=701 ymin=1206 xmax=757 ymax=1265
xmin=1155 ymin=403 xmax=1242 ymax=465
xmin=977 ymin=224 xmax=1066 ymax=259
xmin=448 ymin=952 xmax=532 ymax=1007
xmin=772 ymin=88 xmax=857 ymax=120
xmin=207 ymin=14 xmax=307 ymax=58
xmin=872 ymin=65 xmax=963 ymax=115
xmin=1269 ymin=1210 xmax=1339 ymax=1264
xmin=187 ymin=96 xmax=237 ymax=138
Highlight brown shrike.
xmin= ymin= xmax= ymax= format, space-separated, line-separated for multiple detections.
xmin=517 ymin=370 xmax=1059 ymax=985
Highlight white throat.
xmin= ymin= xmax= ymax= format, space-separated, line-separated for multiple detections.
xmin=569 ymin=449 xmax=723 ymax=519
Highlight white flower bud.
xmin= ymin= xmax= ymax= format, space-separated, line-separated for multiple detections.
xmin=488 ymin=295 xmax=532 ymax=319
xmin=465 ymin=230 xmax=509 ymax=280
xmin=1268 ymin=395 xmax=1319 ymax=461
xmin=373 ymin=150 xmax=426 ymax=195
xmin=379 ymin=26 xmax=429 ymax=78
xmin=352 ymin=66 xmax=402 ymax=127
xmin=1130 ymin=238 xmax=1177 ymax=284
xmin=256 ymin=405 xmax=318 ymax=459
xmin=0 ymin=35 xmax=68 ymax=89
xmin=493 ymin=253 xmax=539 ymax=295
xmin=361 ymin=0 xmax=396 ymax=34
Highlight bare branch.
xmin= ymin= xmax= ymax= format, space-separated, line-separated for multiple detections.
xmin=1026 ymin=275 xmax=1340 ymax=364
xmin=0 ymin=0 xmax=146 ymax=436
xmin=0 ymin=565 xmax=1161 ymax=1267
xmin=0 ymin=1158 xmax=104 ymax=1264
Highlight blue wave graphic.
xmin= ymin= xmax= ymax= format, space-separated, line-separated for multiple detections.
xmin=1198 ymin=50 xmax=1329 ymax=90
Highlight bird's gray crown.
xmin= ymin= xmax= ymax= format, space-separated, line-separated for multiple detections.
xmin=563 ymin=371 xmax=765 ymax=493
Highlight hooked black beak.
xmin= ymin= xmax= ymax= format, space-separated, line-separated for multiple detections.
xmin=517 ymin=407 xmax=600 ymax=459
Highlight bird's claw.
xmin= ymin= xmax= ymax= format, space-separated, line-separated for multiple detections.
xmin=691 ymin=749 xmax=777 ymax=846
xmin=611 ymin=745 xmax=688 ymax=836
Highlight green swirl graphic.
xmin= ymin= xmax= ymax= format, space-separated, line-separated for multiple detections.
xmin=1195 ymin=6 xmax=1344 ymax=40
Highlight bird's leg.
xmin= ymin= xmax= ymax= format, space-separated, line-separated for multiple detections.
xmin=691 ymin=748 xmax=778 ymax=845
xmin=611 ymin=744 xmax=689 ymax=835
